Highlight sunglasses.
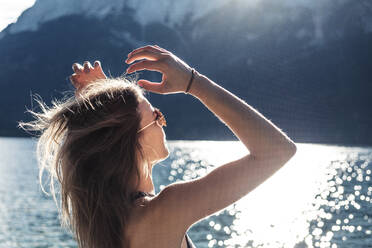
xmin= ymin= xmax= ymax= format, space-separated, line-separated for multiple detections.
xmin=137 ymin=107 xmax=167 ymax=133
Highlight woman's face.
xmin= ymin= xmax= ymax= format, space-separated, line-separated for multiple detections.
xmin=137 ymin=97 xmax=169 ymax=165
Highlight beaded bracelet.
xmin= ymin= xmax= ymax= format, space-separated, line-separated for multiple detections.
xmin=185 ymin=68 xmax=195 ymax=94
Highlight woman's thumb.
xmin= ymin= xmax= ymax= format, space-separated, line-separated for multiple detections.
xmin=137 ymin=80 xmax=163 ymax=93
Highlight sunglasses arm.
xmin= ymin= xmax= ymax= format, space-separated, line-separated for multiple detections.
xmin=137 ymin=120 xmax=157 ymax=133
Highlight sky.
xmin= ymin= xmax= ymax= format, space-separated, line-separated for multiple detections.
xmin=0 ymin=0 xmax=36 ymax=32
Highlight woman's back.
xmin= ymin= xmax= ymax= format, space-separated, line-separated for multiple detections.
xmin=126 ymin=191 xmax=195 ymax=248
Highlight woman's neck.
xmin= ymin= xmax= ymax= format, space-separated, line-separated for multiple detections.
xmin=136 ymin=161 xmax=155 ymax=195
xmin=137 ymin=177 xmax=155 ymax=195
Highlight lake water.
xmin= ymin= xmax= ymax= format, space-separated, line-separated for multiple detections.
xmin=0 ymin=137 xmax=371 ymax=248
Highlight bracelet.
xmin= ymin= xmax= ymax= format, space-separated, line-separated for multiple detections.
xmin=185 ymin=68 xmax=195 ymax=94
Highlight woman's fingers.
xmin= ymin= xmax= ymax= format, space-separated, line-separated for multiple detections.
xmin=126 ymin=60 xmax=165 ymax=74
xmin=137 ymin=79 xmax=165 ymax=94
xmin=69 ymin=73 xmax=80 ymax=88
xmin=153 ymin=45 xmax=168 ymax=53
xmin=83 ymin=61 xmax=93 ymax=73
xmin=73 ymin=61 xmax=100 ymax=74
xmin=125 ymin=44 xmax=194 ymax=94
xmin=127 ymin=45 xmax=164 ymax=58
xmin=126 ymin=50 xmax=167 ymax=64
xmin=94 ymin=60 xmax=101 ymax=69
xmin=127 ymin=45 xmax=161 ymax=56
xmin=72 ymin=63 xmax=83 ymax=73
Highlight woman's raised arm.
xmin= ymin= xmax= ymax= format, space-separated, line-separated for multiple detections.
xmin=125 ymin=45 xmax=296 ymax=231
xmin=188 ymin=71 xmax=296 ymax=157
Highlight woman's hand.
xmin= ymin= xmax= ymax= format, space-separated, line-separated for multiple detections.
xmin=69 ymin=60 xmax=107 ymax=94
xmin=125 ymin=45 xmax=194 ymax=94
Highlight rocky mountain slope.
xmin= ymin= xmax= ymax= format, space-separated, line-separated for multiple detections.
xmin=1 ymin=0 xmax=371 ymax=145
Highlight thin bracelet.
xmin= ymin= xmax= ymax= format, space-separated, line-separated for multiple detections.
xmin=185 ymin=68 xmax=195 ymax=94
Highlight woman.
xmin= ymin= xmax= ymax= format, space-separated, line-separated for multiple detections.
xmin=19 ymin=45 xmax=297 ymax=248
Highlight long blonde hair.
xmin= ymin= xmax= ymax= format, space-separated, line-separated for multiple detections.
xmin=18 ymin=77 xmax=149 ymax=248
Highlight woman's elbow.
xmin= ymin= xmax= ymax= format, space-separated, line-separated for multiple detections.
xmin=285 ymin=141 xmax=297 ymax=157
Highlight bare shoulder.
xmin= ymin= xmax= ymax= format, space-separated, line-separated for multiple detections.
xmin=143 ymin=190 xmax=190 ymax=233
xmin=125 ymin=196 xmax=189 ymax=247
xmin=124 ymin=197 xmax=163 ymax=244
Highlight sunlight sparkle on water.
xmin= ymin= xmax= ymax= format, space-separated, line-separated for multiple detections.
xmin=2 ymin=138 xmax=371 ymax=247
xmin=166 ymin=141 xmax=372 ymax=247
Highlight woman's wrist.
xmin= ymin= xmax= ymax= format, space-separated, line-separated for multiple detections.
xmin=187 ymin=70 xmax=210 ymax=99
xmin=186 ymin=69 xmax=200 ymax=95
xmin=185 ymin=68 xmax=196 ymax=94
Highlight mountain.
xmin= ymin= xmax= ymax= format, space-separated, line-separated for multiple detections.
xmin=1 ymin=0 xmax=371 ymax=146
xmin=1 ymin=0 xmax=229 ymax=36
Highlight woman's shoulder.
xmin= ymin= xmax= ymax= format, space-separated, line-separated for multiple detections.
xmin=130 ymin=190 xmax=183 ymax=228
xmin=142 ymin=188 xmax=192 ymax=234
xmin=130 ymin=192 xmax=155 ymax=217
xmin=129 ymin=191 xmax=164 ymax=225
xmin=125 ymin=196 xmax=155 ymax=239
xmin=125 ymin=193 xmax=179 ymax=244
